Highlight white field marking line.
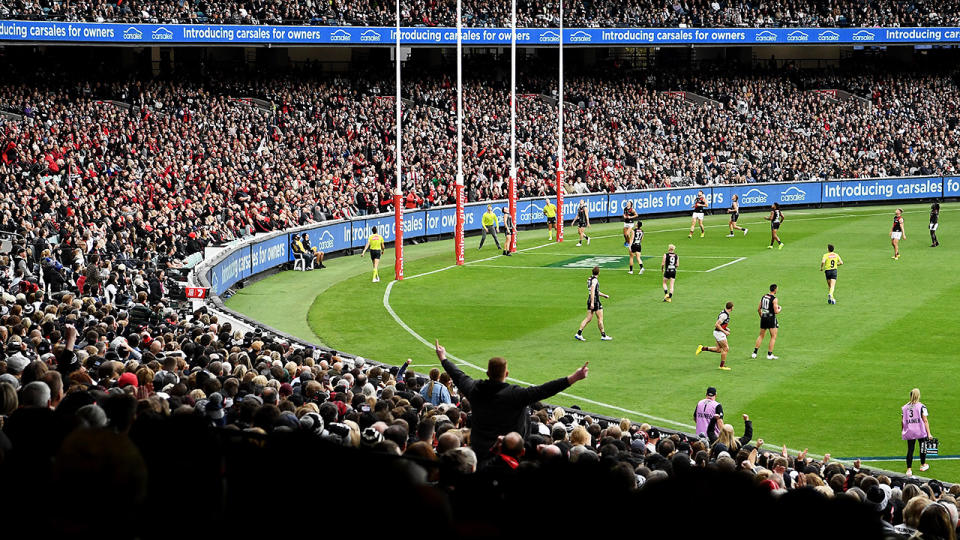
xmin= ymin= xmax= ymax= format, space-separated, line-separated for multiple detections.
xmin=705 ymin=257 xmax=748 ymax=273
xmin=587 ymin=206 xmax=958 ymax=240
xmin=385 ymin=279 xmax=837 ymax=459
xmin=534 ymin=252 xmax=746 ymax=259
xmin=469 ymin=264 xmax=709 ymax=272
xmin=855 ymin=456 xmax=960 ymax=462
xmin=376 ymin=205 xmax=960 ymax=467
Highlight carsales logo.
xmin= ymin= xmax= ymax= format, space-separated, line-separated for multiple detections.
xmin=741 ymin=188 xmax=769 ymax=205
xmin=316 ymin=230 xmax=335 ymax=250
xmin=780 ymin=186 xmax=807 ymax=202
xmin=569 ymin=31 xmax=592 ymax=42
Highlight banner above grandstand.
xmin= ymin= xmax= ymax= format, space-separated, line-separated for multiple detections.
xmin=2 ymin=21 xmax=960 ymax=45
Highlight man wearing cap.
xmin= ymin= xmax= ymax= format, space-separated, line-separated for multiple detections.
xmin=694 ymin=387 xmax=723 ymax=438
xmin=435 ymin=339 xmax=589 ymax=462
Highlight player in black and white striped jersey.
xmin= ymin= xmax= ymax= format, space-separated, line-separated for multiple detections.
xmin=628 ymin=221 xmax=644 ymax=275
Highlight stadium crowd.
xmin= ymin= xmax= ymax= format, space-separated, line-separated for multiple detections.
xmin=3 ymin=0 xmax=960 ymax=28
xmin=0 ymin=267 xmax=955 ymax=536
xmin=3 ymin=50 xmax=960 ymax=536
xmin=4 ymin=63 xmax=960 ymax=224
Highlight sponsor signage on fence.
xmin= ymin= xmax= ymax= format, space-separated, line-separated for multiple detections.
xmin=821 ymin=177 xmax=942 ymax=203
xmin=4 ymin=21 xmax=960 ymax=45
xmin=206 ymin=176 xmax=953 ymax=294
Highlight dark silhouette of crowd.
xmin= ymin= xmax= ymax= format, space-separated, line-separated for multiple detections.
xmin=3 ymin=0 xmax=960 ymax=28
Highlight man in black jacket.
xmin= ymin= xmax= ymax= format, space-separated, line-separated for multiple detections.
xmin=435 ymin=340 xmax=589 ymax=461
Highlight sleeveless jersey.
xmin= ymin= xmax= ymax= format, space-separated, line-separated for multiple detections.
xmin=902 ymin=402 xmax=928 ymax=440
xmin=631 ymin=229 xmax=644 ymax=247
xmin=693 ymin=196 xmax=707 ymax=213
xmin=930 ymin=209 xmax=939 ymax=224
xmin=664 ymin=253 xmax=678 ymax=271
xmin=504 ymin=213 xmax=514 ymax=230
xmin=772 ymin=209 xmax=783 ymax=224
xmin=577 ymin=206 xmax=588 ymax=223
xmin=760 ymin=293 xmax=776 ymax=316
xmin=893 ymin=215 xmax=903 ymax=232
xmin=694 ymin=398 xmax=720 ymax=437
xmin=717 ymin=310 xmax=730 ymax=330
xmin=623 ymin=208 xmax=637 ymax=223
xmin=587 ymin=276 xmax=599 ymax=299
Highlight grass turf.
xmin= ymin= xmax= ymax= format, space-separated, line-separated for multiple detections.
xmin=227 ymin=202 xmax=960 ymax=480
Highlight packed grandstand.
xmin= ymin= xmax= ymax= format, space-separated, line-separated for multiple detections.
xmin=3 ymin=0 xmax=960 ymax=28
xmin=2 ymin=12 xmax=960 ymax=538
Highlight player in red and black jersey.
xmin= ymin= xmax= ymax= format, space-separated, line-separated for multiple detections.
xmin=696 ymin=302 xmax=734 ymax=371
xmin=891 ymin=208 xmax=906 ymax=260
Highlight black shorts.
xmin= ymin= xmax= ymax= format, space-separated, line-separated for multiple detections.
xmin=588 ymin=300 xmax=602 ymax=312
xmin=370 ymin=249 xmax=381 ymax=261
xmin=547 ymin=216 xmax=557 ymax=224
xmin=771 ymin=222 xmax=781 ymax=230
xmin=631 ymin=245 xmax=642 ymax=253
xmin=730 ymin=212 xmax=739 ymax=222
xmin=824 ymin=269 xmax=838 ymax=280
xmin=663 ymin=270 xmax=676 ymax=279
xmin=575 ymin=220 xmax=586 ymax=228
xmin=760 ymin=316 xmax=779 ymax=330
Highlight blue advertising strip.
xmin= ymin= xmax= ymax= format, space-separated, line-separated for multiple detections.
xmin=610 ymin=188 xmax=703 ymax=217
xmin=712 ymin=182 xmax=821 ymax=210
xmin=944 ymin=177 xmax=960 ymax=197
xmin=250 ymin=234 xmax=290 ymax=274
xmin=821 ymin=177 xmax=942 ymax=203
xmin=516 ymin=199 xmax=548 ymax=226
xmin=295 ymin=221 xmax=353 ymax=260
xmin=208 ymin=245 xmax=251 ymax=296
xmin=425 ymin=207 xmax=459 ymax=234
xmin=3 ymin=21 xmax=960 ymax=45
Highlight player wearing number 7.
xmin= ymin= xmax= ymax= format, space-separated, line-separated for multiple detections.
xmin=820 ymin=244 xmax=843 ymax=304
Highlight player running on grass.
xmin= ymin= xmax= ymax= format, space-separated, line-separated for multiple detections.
xmin=820 ymin=244 xmax=843 ymax=304
xmin=628 ymin=221 xmax=644 ymax=275
xmin=696 ymin=301 xmax=734 ymax=370
xmin=575 ymin=266 xmax=611 ymax=341
xmin=689 ymin=190 xmax=708 ymax=238
xmin=661 ymin=244 xmax=678 ymax=302
xmin=574 ymin=200 xmax=590 ymax=247
xmin=359 ymin=226 xmax=386 ymax=282
xmin=752 ymin=284 xmax=781 ymax=359
xmin=929 ymin=203 xmax=940 ymax=247
xmin=891 ymin=208 xmax=906 ymax=260
xmin=543 ymin=197 xmax=558 ymax=240
xmin=622 ymin=201 xmax=639 ymax=247
xmin=726 ymin=195 xmax=748 ymax=237
xmin=765 ymin=203 xmax=784 ymax=249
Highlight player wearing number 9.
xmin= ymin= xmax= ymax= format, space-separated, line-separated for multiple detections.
xmin=820 ymin=244 xmax=843 ymax=305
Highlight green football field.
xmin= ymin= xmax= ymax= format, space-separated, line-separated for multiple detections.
xmin=227 ymin=202 xmax=959 ymax=480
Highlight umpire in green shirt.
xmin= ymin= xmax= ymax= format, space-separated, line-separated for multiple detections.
xmin=479 ymin=204 xmax=502 ymax=251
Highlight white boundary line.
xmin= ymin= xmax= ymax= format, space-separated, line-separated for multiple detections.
xmin=377 ymin=205 xmax=960 ymax=463
xmin=706 ymin=257 xmax=748 ymax=273
xmin=534 ymin=252 xmax=746 ymax=259
xmin=470 ymin=264 xmax=711 ymax=273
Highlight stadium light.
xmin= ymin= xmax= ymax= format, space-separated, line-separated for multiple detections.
xmin=556 ymin=0 xmax=565 ymax=243
xmin=394 ymin=0 xmax=404 ymax=280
